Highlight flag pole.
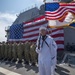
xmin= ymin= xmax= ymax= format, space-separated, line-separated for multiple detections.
xmin=43 ymin=0 xmax=46 ymax=3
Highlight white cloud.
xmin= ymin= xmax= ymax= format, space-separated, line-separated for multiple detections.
xmin=37 ymin=0 xmax=43 ymax=2
xmin=36 ymin=0 xmax=44 ymax=8
xmin=0 ymin=12 xmax=17 ymax=42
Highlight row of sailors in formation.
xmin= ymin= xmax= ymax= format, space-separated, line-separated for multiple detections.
xmin=0 ymin=41 xmax=37 ymax=66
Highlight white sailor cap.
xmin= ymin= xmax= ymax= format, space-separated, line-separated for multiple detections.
xmin=39 ymin=26 xmax=47 ymax=31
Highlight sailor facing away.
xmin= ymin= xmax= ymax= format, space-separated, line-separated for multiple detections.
xmin=36 ymin=26 xmax=57 ymax=75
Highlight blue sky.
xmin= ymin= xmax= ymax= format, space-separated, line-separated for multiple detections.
xmin=0 ymin=0 xmax=44 ymax=42
xmin=0 ymin=0 xmax=43 ymax=13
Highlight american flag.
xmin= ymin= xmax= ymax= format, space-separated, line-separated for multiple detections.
xmin=9 ymin=16 xmax=64 ymax=51
xmin=45 ymin=3 xmax=75 ymax=20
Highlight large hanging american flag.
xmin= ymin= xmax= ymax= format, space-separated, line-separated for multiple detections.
xmin=9 ymin=16 xmax=64 ymax=51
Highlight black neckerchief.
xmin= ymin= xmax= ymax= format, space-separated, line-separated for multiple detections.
xmin=41 ymin=35 xmax=47 ymax=48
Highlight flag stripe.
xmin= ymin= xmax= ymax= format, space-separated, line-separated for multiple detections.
xmin=45 ymin=10 xmax=75 ymax=20
xmin=23 ymin=18 xmax=45 ymax=27
xmin=60 ymin=3 xmax=75 ymax=6
xmin=56 ymin=41 xmax=64 ymax=44
xmin=45 ymin=7 xmax=66 ymax=15
xmin=23 ymin=28 xmax=39 ymax=34
xmin=51 ymin=30 xmax=64 ymax=35
xmin=23 ymin=33 xmax=39 ymax=38
xmin=53 ymin=37 xmax=64 ymax=41
xmin=23 ymin=21 xmax=47 ymax=29
xmin=58 ymin=48 xmax=64 ymax=51
xmin=23 ymin=23 xmax=47 ymax=32
xmin=51 ymin=28 xmax=63 ymax=32
xmin=51 ymin=33 xmax=64 ymax=38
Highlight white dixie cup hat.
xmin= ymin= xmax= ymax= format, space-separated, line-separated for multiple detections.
xmin=39 ymin=26 xmax=47 ymax=31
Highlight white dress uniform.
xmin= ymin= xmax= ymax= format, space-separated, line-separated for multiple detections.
xmin=51 ymin=38 xmax=57 ymax=75
xmin=36 ymin=35 xmax=57 ymax=75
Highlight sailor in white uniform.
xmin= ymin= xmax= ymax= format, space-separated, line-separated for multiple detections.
xmin=36 ymin=26 xmax=57 ymax=75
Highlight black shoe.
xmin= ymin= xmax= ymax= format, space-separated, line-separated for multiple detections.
xmin=0 ymin=58 xmax=3 ymax=60
xmin=8 ymin=59 xmax=11 ymax=61
xmin=55 ymin=68 xmax=57 ymax=71
xmin=69 ymin=64 xmax=71 ymax=67
xmin=2 ymin=58 xmax=5 ymax=61
xmin=12 ymin=59 xmax=17 ymax=62
xmin=18 ymin=60 xmax=22 ymax=63
xmin=25 ymin=61 xmax=29 ymax=65
xmin=31 ymin=62 xmax=36 ymax=66
xmin=2 ymin=58 xmax=3 ymax=60
xmin=4 ymin=58 xmax=7 ymax=61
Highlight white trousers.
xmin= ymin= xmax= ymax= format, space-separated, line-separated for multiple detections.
xmin=51 ymin=65 xmax=55 ymax=75
xmin=51 ymin=57 xmax=56 ymax=75
xmin=38 ymin=60 xmax=51 ymax=75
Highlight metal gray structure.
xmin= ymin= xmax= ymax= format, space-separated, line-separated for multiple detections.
xmin=13 ymin=7 xmax=40 ymax=25
xmin=64 ymin=27 xmax=75 ymax=46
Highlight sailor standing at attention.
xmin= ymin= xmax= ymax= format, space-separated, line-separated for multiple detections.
xmin=36 ymin=26 xmax=57 ymax=75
